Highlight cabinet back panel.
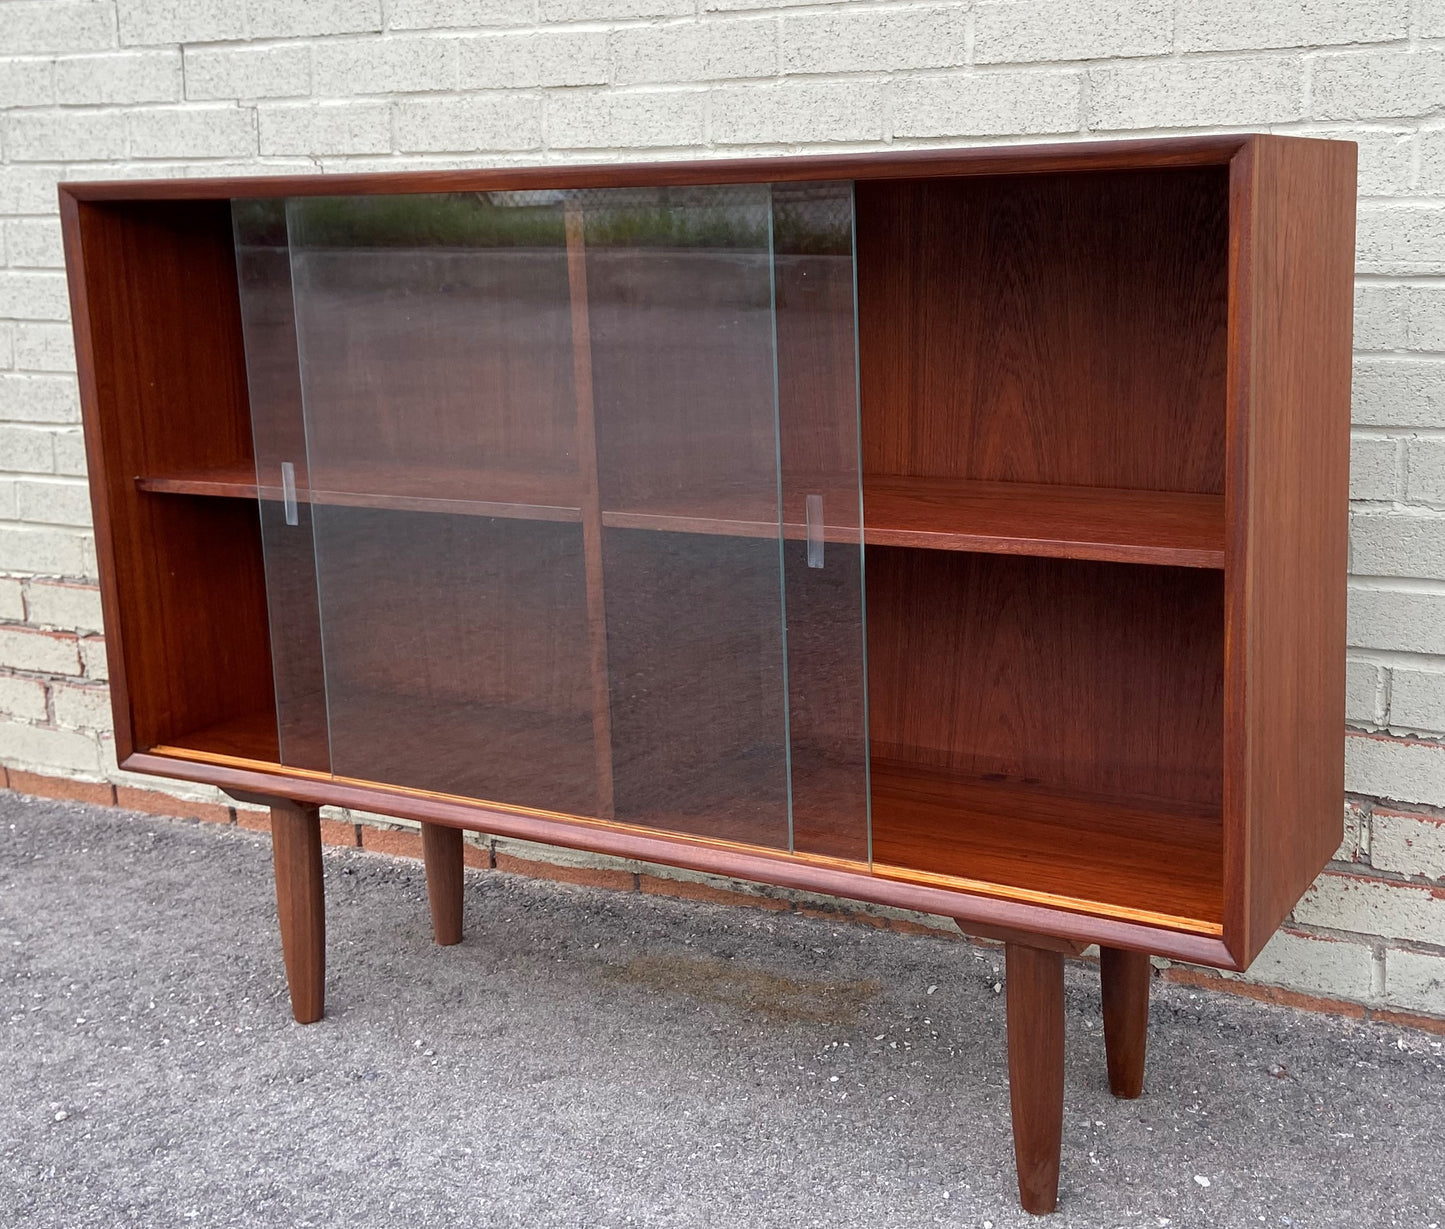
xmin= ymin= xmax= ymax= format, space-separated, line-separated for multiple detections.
xmin=857 ymin=169 xmax=1229 ymax=493
xmin=866 ymin=549 xmax=1224 ymax=809
xmin=74 ymin=200 xmax=275 ymax=753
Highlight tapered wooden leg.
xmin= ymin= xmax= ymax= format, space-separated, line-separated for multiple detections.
xmin=1100 ymin=947 xmax=1150 ymax=1099
xmin=420 ymin=822 xmax=464 ymax=946
xmin=1006 ymin=942 xmax=1065 ymax=1216
xmin=271 ymin=801 xmax=325 ymax=1024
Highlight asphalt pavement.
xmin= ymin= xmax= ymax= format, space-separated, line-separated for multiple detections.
xmin=3 ymin=790 xmax=1443 ymax=1228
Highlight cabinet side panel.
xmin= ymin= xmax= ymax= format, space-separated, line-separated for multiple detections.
xmin=69 ymin=198 xmax=275 ymax=753
xmin=1237 ymin=137 xmax=1356 ymax=965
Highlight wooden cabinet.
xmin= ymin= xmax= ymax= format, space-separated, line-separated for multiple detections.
xmin=61 ymin=134 xmax=1356 ymax=1214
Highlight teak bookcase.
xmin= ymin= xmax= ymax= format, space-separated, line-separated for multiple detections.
xmin=60 ymin=134 xmax=1356 ymax=1215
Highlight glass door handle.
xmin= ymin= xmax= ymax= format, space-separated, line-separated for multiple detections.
xmin=805 ymin=494 xmax=824 ymax=569
xmin=280 ymin=461 xmax=299 ymax=527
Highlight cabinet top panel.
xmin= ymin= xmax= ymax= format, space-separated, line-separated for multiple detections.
xmin=56 ymin=133 xmax=1277 ymax=202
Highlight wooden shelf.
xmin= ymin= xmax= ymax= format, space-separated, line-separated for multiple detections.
xmin=139 ymin=466 xmax=1222 ymax=567
xmin=587 ymin=477 xmax=1225 ymax=567
xmin=137 ymin=464 xmax=583 ymax=523
xmin=869 ymin=759 xmax=1224 ymax=929
xmin=863 ymin=477 xmax=1225 ymax=568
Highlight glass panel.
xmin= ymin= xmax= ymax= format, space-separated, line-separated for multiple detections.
xmin=773 ymin=181 xmax=870 ymax=863
xmin=582 ymin=184 xmax=791 ymax=848
xmin=233 ymin=198 xmax=330 ymax=771
xmin=286 ymin=192 xmax=601 ymax=813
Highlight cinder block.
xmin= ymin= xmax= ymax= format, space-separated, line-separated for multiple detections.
xmin=1339 ymin=799 xmax=1366 ymax=863
xmin=0 ymin=166 xmax=63 ymax=216
xmin=1313 ymin=48 xmax=1445 ymax=121
xmin=126 ymin=106 xmax=257 ymax=159
xmin=312 ymin=36 xmax=457 ymax=96
xmin=1390 ymin=669 xmax=1445 ymax=736
xmin=1086 ymin=56 xmax=1302 ymax=130
xmin=24 ymin=581 xmax=103 ymax=632
xmin=0 ymin=528 xmax=88 ymax=578
xmin=1345 ymin=658 xmax=1383 ymax=727
xmin=1179 ymin=0 xmax=1406 ymax=52
xmin=711 ymin=81 xmax=885 ymax=146
xmin=50 ymin=430 xmax=87 ymax=477
xmin=1353 ymin=284 xmax=1406 ymax=352
xmin=1350 ymin=509 xmax=1445 ymax=580
xmin=0 ymin=579 xmax=24 ymax=622
xmin=55 ymin=51 xmax=180 ymax=105
xmin=259 ymin=102 xmax=391 ymax=157
xmin=0 ymin=482 xmax=18 ymax=521
xmin=615 ymin=17 xmax=776 ymax=85
xmin=1421 ymin=129 xmax=1445 ymax=196
xmin=893 ymin=69 xmax=1080 ymax=138
xmin=1407 ymin=438 xmax=1445 ymax=504
xmin=247 ymin=0 xmax=381 ymax=38
xmin=6 ymin=111 xmax=127 ymax=163
xmin=394 ymin=95 xmax=542 ymax=152
xmin=184 ymin=45 xmax=311 ymax=101
xmin=1325 ymin=129 xmax=1413 ymax=197
xmin=1406 ymin=287 xmax=1445 ymax=353
xmin=1296 ymin=869 xmax=1445 ymax=945
xmin=14 ymin=324 xmax=77 ymax=375
xmin=1235 ymin=927 xmax=1377 ymax=1002
xmin=50 ymin=681 xmax=110 ymax=731
xmin=78 ymin=636 xmax=107 ymax=680
xmin=4 ymin=220 xmax=65 ymax=270
xmin=117 ymin=0 xmax=245 ymax=46
xmin=782 ymin=6 xmax=966 ymax=74
xmin=1345 ymin=732 xmax=1445 ymax=808
xmin=0 ymin=676 xmax=48 ymax=723
xmin=542 ymin=0 xmax=691 ymax=18
xmin=389 ymin=0 xmax=531 ymax=27
xmin=1371 ymin=809 xmax=1445 ymax=880
xmin=0 ymin=325 xmax=12 ymax=370
xmin=975 ymin=0 xmax=1168 ymax=64
xmin=548 ymin=89 xmax=706 ymax=149
xmin=1357 ymin=205 xmax=1445 ymax=276
xmin=1351 ymin=358 xmax=1445 ymax=428
xmin=1350 ymin=587 xmax=1445 ymax=655
xmin=0 ymin=719 xmax=101 ymax=774
xmin=1349 ymin=436 xmax=1400 ymax=501
xmin=1387 ymin=946 xmax=1445 ymax=1014
xmin=0 ymin=59 xmax=56 ymax=109
xmin=0 ymin=426 xmax=56 ymax=474
xmin=7 ymin=1 xmax=115 ymax=54
xmin=0 ymin=374 xmax=80 ymax=423
xmin=457 ymin=29 xmax=608 ymax=89
xmin=14 ymin=480 xmax=91 ymax=528
xmin=0 ymin=627 xmax=80 ymax=675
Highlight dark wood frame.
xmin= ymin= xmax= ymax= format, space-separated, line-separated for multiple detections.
xmin=61 ymin=134 xmax=1356 ymax=1214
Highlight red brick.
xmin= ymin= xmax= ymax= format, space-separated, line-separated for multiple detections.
xmin=7 ymin=769 xmax=115 ymax=806
xmin=359 ymin=825 xmax=424 ymax=859
xmin=0 ymin=764 xmax=7 ymax=790
xmin=115 ymin=785 xmax=232 ymax=825
xmin=235 ymin=807 xmax=269 ymax=833
xmin=462 ymin=840 xmax=491 ymax=869
xmin=638 ymin=873 xmax=788 ymax=911
xmin=497 ymin=851 xmax=635 ymax=892
xmin=1161 ymin=965 xmax=1367 ymax=1020
xmin=235 ymin=808 xmax=357 ymax=847
xmin=1370 ymin=1007 xmax=1445 ymax=1037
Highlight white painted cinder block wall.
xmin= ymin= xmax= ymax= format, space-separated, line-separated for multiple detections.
xmin=2 ymin=0 xmax=1444 ymax=1016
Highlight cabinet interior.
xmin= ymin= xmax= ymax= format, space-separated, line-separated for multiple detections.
xmin=92 ymin=163 xmax=1231 ymax=931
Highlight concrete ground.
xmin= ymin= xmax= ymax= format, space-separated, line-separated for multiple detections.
xmin=2 ymin=791 xmax=1443 ymax=1229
